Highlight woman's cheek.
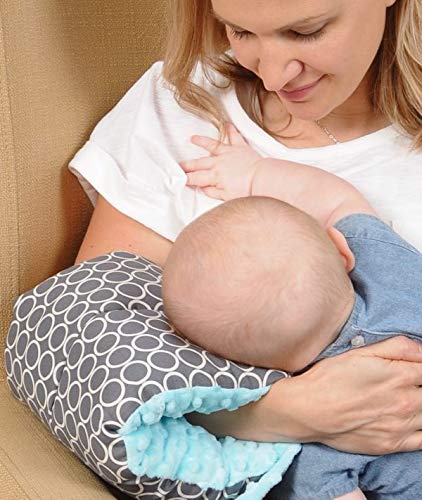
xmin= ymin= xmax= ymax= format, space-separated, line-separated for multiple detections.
xmin=228 ymin=45 xmax=253 ymax=72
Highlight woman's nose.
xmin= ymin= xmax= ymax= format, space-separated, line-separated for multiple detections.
xmin=258 ymin=58 xmax=304 ymax=92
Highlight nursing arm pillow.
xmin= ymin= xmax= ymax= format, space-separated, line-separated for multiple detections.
xmin=5 ymin=251 xmax=300 ymax=499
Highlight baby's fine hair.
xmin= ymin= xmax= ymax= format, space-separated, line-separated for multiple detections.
xmin=162 ymin=196 xmax=351 ymax=368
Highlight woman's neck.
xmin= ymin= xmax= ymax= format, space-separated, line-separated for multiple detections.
xmin=260 ymin=89 xmax=390 ymax=148
xmin=314 ymin=73 xmax=391 ymax=141
xmin=236 ymin=77 xmax=391 ymax=149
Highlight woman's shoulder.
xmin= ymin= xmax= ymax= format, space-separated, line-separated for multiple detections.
xmin=89 ymin=59 xmax=229 ymax=143
xmin=130 ymin=58 xmax=230 ymax=101
xmin=68 ymin=59 xmax=226 ymax=244
xmin=87 ymin=60 xmax=166 ymax=143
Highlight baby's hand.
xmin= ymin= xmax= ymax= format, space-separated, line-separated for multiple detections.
xmin=179 ymin=122 xmax=264 ymax=201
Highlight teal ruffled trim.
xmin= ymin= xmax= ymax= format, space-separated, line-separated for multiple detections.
xmin=119 ymin=386 xmax=301 ymax=498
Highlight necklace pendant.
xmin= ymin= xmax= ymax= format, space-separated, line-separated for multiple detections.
xmin=315 ymin=119 xmax=340 ymax=145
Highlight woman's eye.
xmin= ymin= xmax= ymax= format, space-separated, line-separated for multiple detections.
xmin=229 ymin=28 xmax=251 ymax=40
xmin=291 ymin=27 xmax=326 ymax=42
xmin=229 ymin=26 xmax=326 ymax=43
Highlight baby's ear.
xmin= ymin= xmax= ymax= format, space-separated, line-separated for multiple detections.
xmin=326 ymin=227 xmax=355 ymax=272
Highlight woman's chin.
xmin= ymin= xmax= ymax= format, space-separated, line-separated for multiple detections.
xmin=284 ymin=99 xmax=338 ymax=121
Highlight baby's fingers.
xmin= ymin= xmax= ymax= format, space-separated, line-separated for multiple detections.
xmin=179 ymin=156 xmax=214 ymax=173
xmin=226 ymin=122 xmax=249 ymax=147
xmin=201 ymin=186 xmax=225 ymax=200
xmin=186 ymin=169 xmax=217 ymax=188
xmin=190 ymin=135 xmax=230 ymax=155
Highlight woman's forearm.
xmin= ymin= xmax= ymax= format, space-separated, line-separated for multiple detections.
xmin=187 ymin=337 xmax=422 ymax=456
xmin=185 ymin=377 xmax=315 ymax=443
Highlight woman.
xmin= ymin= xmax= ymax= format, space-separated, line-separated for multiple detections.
xmin=70 ymin=0 xmax=422 ymax=471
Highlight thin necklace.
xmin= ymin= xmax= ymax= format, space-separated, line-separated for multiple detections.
xmin=315 ymin=119 xmax=340 ymax=145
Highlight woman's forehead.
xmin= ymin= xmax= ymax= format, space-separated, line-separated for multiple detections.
xmin=210 ymin=0 xmax=341 ymax=29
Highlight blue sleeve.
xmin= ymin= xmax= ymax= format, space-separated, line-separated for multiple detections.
xmin=334 ymin=213 xmax=422 ymax=336
xmin=334 ymin=213 xmax=421 ymax=256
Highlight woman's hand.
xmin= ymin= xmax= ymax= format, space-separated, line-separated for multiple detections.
xmin=275 ymin=336 xmax=422 ymax=454
xmin=186 ymin=336 xmax=422 ymax=455
xmin=179 ymin=122 xmax=263 ymax=201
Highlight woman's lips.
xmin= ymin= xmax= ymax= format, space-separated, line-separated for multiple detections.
xmin=277 ymin=76 xmax=324 ymax=101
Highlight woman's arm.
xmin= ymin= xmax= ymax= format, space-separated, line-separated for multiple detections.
xmin=75 ymin=195 xmax=422 ymax=454
xmin=74 ymin=194 xmax=172 ymax=266
xmin=188 ymin=336 xmax=422 ymax=455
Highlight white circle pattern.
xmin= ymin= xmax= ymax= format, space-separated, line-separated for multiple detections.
xmin=5 ymin=251 xmax=287 ymax=499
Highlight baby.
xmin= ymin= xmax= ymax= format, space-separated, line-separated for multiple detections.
xmin=163 ymin=196 xmax=357 ymax=374
xmin=162 ymin=158 xmax=422 ymax=500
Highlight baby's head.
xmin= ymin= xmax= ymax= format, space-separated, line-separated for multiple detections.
xmin=162 ymin=196 xmax=355 ymax=372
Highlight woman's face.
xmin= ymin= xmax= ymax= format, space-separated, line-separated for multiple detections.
xmin=210 ymin=0 xmax=396 ymax=121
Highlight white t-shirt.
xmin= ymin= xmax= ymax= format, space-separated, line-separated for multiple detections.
xmin=69 ymin=60 xmax=422 ymax=252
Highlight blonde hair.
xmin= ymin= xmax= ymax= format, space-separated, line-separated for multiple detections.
xmin=162 ymin=197 xmax=351 ymax=368
xmin=162 ymin=0 xmax=422 ymax=151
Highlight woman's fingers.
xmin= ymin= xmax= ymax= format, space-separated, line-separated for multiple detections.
xmin=398 ymin=430 xmax=422 ymax=453
xmin=406 ymin=362 xmax=422 ymax=387
xmin=410 ymin=396 xmax=422 ymax=424
xmin=361 ymin=336 xmax=422 ymax=363
xmin=284 ymin=344 xmax=422 ymax=455
xmin=362 ymin=336 xmax=422 ymax=385
xmin=374 ymin=395 xmax=422 ymax=454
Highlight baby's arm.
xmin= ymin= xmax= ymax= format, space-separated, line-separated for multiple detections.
xmin=251 ymin=158 xmax=377 ymax=227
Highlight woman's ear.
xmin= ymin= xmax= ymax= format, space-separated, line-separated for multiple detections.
xmin=326 ymin=227 xmax=356 ymax=273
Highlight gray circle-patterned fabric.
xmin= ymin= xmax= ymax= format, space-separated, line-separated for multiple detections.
xmin=5 ymin=251 xmax=286 ymax=498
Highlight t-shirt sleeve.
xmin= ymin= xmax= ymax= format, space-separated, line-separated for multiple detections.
xmin=68 ymin=60 xmax=213 ymax=242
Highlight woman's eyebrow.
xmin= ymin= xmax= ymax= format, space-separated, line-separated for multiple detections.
xmin=211 ymin=10 xmax=329 ymax=31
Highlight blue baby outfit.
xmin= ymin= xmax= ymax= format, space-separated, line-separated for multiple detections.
xmin=271 ymin=213 xmax=422 ymax=500
xmin=315 ymin=213 xmax=422 ymax=361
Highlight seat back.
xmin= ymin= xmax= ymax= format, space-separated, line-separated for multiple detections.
xmin=0 ymin=0 xmax=167 ymax=379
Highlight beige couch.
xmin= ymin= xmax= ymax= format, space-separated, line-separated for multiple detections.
xmin=0 ymin=1 xmax=167 ymax=497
